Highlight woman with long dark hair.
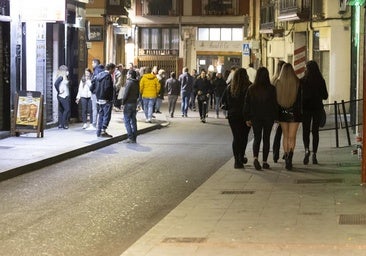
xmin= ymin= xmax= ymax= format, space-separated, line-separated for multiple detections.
xmin=274 ymin=63 xmax=302 ymax=170
xmin=244 ymin=67 xmax=278 ymax=170
xmin=301 ymin=60 xmax=328 ymax=164
xmin=222 ymin=68 xmax=251 ymax=169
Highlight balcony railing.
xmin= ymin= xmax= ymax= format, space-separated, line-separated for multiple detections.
xmin=202 ymin=0 xmax=237 ymax=16
xmin=278 ymin=0 xmax=310 ymax=21
xmin=260 ymin=4 xmax=275 ymax=32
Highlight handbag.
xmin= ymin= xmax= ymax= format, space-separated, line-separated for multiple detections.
xmin=319 ymin=107 xmax=326 ymax=128
xmin=280 ymin=107 xmax=295 ymax=122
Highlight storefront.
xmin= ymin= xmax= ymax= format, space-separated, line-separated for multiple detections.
xmin=8 ymin=0 xmax=88 ymax=130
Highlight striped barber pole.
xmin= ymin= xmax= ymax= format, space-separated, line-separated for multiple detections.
xmin=294 ymin=46 xmax=306 ymax=77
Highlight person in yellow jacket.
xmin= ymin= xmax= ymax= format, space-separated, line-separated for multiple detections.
xmin=139 ymin=66 xmax=160 ymax=122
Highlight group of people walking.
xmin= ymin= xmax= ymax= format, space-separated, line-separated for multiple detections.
xmin=223 ymin=60 xmax=328 ymax=171
xmin=54 ymin=59 xmax=328 ymax=168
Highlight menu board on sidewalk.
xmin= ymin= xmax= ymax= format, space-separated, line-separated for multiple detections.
xmin=14 ymin=91 xmax=44 ymax=138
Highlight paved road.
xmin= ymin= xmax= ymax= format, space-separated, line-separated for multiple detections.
xmin=0 ymin=114 xmax=237 ymax=256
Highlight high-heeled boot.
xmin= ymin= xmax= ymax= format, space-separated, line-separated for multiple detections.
xmin=312 ymin=153 xmax=318 ymax=164
xmin=285 ymin=151 xmax=293 ymax=170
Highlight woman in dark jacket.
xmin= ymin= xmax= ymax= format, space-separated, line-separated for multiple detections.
xmin=244 ymin=67 xmax=278 ymax=170
xmin=222 ymin=68 xmax=251 ymax=169
xmin=193 ymin=69 xmax=211 ymax=123
xmin=301 ymin=60 xmax=328 ymax=164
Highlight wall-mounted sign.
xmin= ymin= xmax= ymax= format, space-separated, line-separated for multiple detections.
xmin=20 ymin=0 xmax=66 ymax=21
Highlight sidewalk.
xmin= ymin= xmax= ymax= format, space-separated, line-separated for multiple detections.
xmin=0 ymin=109 xmax=168 ymax=181
xmin=121 ymin=128 xmax=366 ymax=256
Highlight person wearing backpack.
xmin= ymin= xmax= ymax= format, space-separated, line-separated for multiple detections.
xmin=90 ymin=63 xmax=116 ymax=138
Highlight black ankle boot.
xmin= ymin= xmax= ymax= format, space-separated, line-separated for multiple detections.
xmin=234 ymin=155 xmax=244 ymax=169
xmin=312 ymin=153 xmax=318 ymax=164
xmin=286 ymin=151 xmax=293 ymax=170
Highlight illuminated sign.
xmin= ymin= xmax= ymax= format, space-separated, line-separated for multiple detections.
xmin=348 ymin=0 xmax=366 ymax=5
xmin=20 ymin=0 xmax=66 ymax=21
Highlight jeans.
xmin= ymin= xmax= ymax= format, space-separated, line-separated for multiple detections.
xmin=155 ymin=98 xmax=162 ymax=112
xmin=142 ymin=97 xmax=156 ymax=121
xmin=57 ymin=95 xmax=70 ymax=127
xmin=181 ymin=91 xmax=190 ymax=115
xmin=168 ymin=95 xmax=178 ymax=116
xmin=91 ymin=94 xmax=98 ymax=127
xmin=190 ymin=91 xmax=196 ymax=110
xmin=123 ymin=103 xmax=137 ymax=141
xmin=97 ymin=102 xmax=112 ymax=135
xmin=80 ymin=97 xmax=92 ymax=124
xmin=215 ymin=96 xmax=222 ymax=115
xmin=252 ymin=119 xmax=274 ymax=162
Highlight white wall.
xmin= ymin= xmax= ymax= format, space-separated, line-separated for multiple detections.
xmin=329 ymin=23 xmax=351 ymax=103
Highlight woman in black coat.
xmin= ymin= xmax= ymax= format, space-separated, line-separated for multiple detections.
xmin=222 ymin=68 xmax=251 ymax=169
xmin=244 ymin=67 xmax=278 ymax=170
xmin=301 ymin=60 xmax=328 ymax=164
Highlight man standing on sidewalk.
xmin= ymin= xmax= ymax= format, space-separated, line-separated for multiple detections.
xmin=90 ymin=63 xmax=116 ymax=138
xmin=88 ymin=59 xmax=105 ymax=130
xmin=122 ymin=69 xmax=140 ymax=143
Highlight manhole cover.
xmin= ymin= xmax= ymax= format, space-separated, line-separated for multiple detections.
xmin=221 ymin=190 xmax=255 ymax=195
xmin=162 ymin=237 xmax=207 ymax=243
xmin=295 ymin=178 xmax=344 ymax=184
xmin=339 ymin=214 xmax=366 ymax=225
xmin=301 ymin=212 xmax=322 ymax=216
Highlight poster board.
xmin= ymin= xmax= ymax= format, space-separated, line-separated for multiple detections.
xmin=14 ymin=91 xmax=44 ymax=138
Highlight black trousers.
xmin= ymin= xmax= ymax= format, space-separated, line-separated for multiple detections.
xmin=197 ymin=98 xmax=207 ymax=119
xmin=228 ymin=118 xmax=251 ymax=162
xmin=272 ymin=125 xmax=282 ymax=158
xmin=302 ymin=109 xmax=321 ymax=153
xmin=252 ymin=119 xmax=274 ymax=162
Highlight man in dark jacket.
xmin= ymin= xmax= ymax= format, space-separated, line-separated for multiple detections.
xmin=122 ymin=69 xmax=140 ymax=143
xmin=90 ymin=63 xmax=116 ymax=138
xmin=213 ymin=72 xmax=227 ymax=118
xmin=178 ymin=67 xmax=193 ymax=117
xmin=165 ymin=72 xmax=180 ymax=118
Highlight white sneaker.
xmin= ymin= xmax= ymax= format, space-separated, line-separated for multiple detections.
xmin=82 ymin=123 xmax=88 ymax=129
xmin=86 ymin=125 xmax=96 ymax=130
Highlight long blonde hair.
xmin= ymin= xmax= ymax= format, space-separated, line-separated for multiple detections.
xmin=275 ymin=63 xmax=299 ymax=108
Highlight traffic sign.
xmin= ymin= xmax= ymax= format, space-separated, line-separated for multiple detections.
xmin=243 ymin=43 xmax=250 ymax=56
